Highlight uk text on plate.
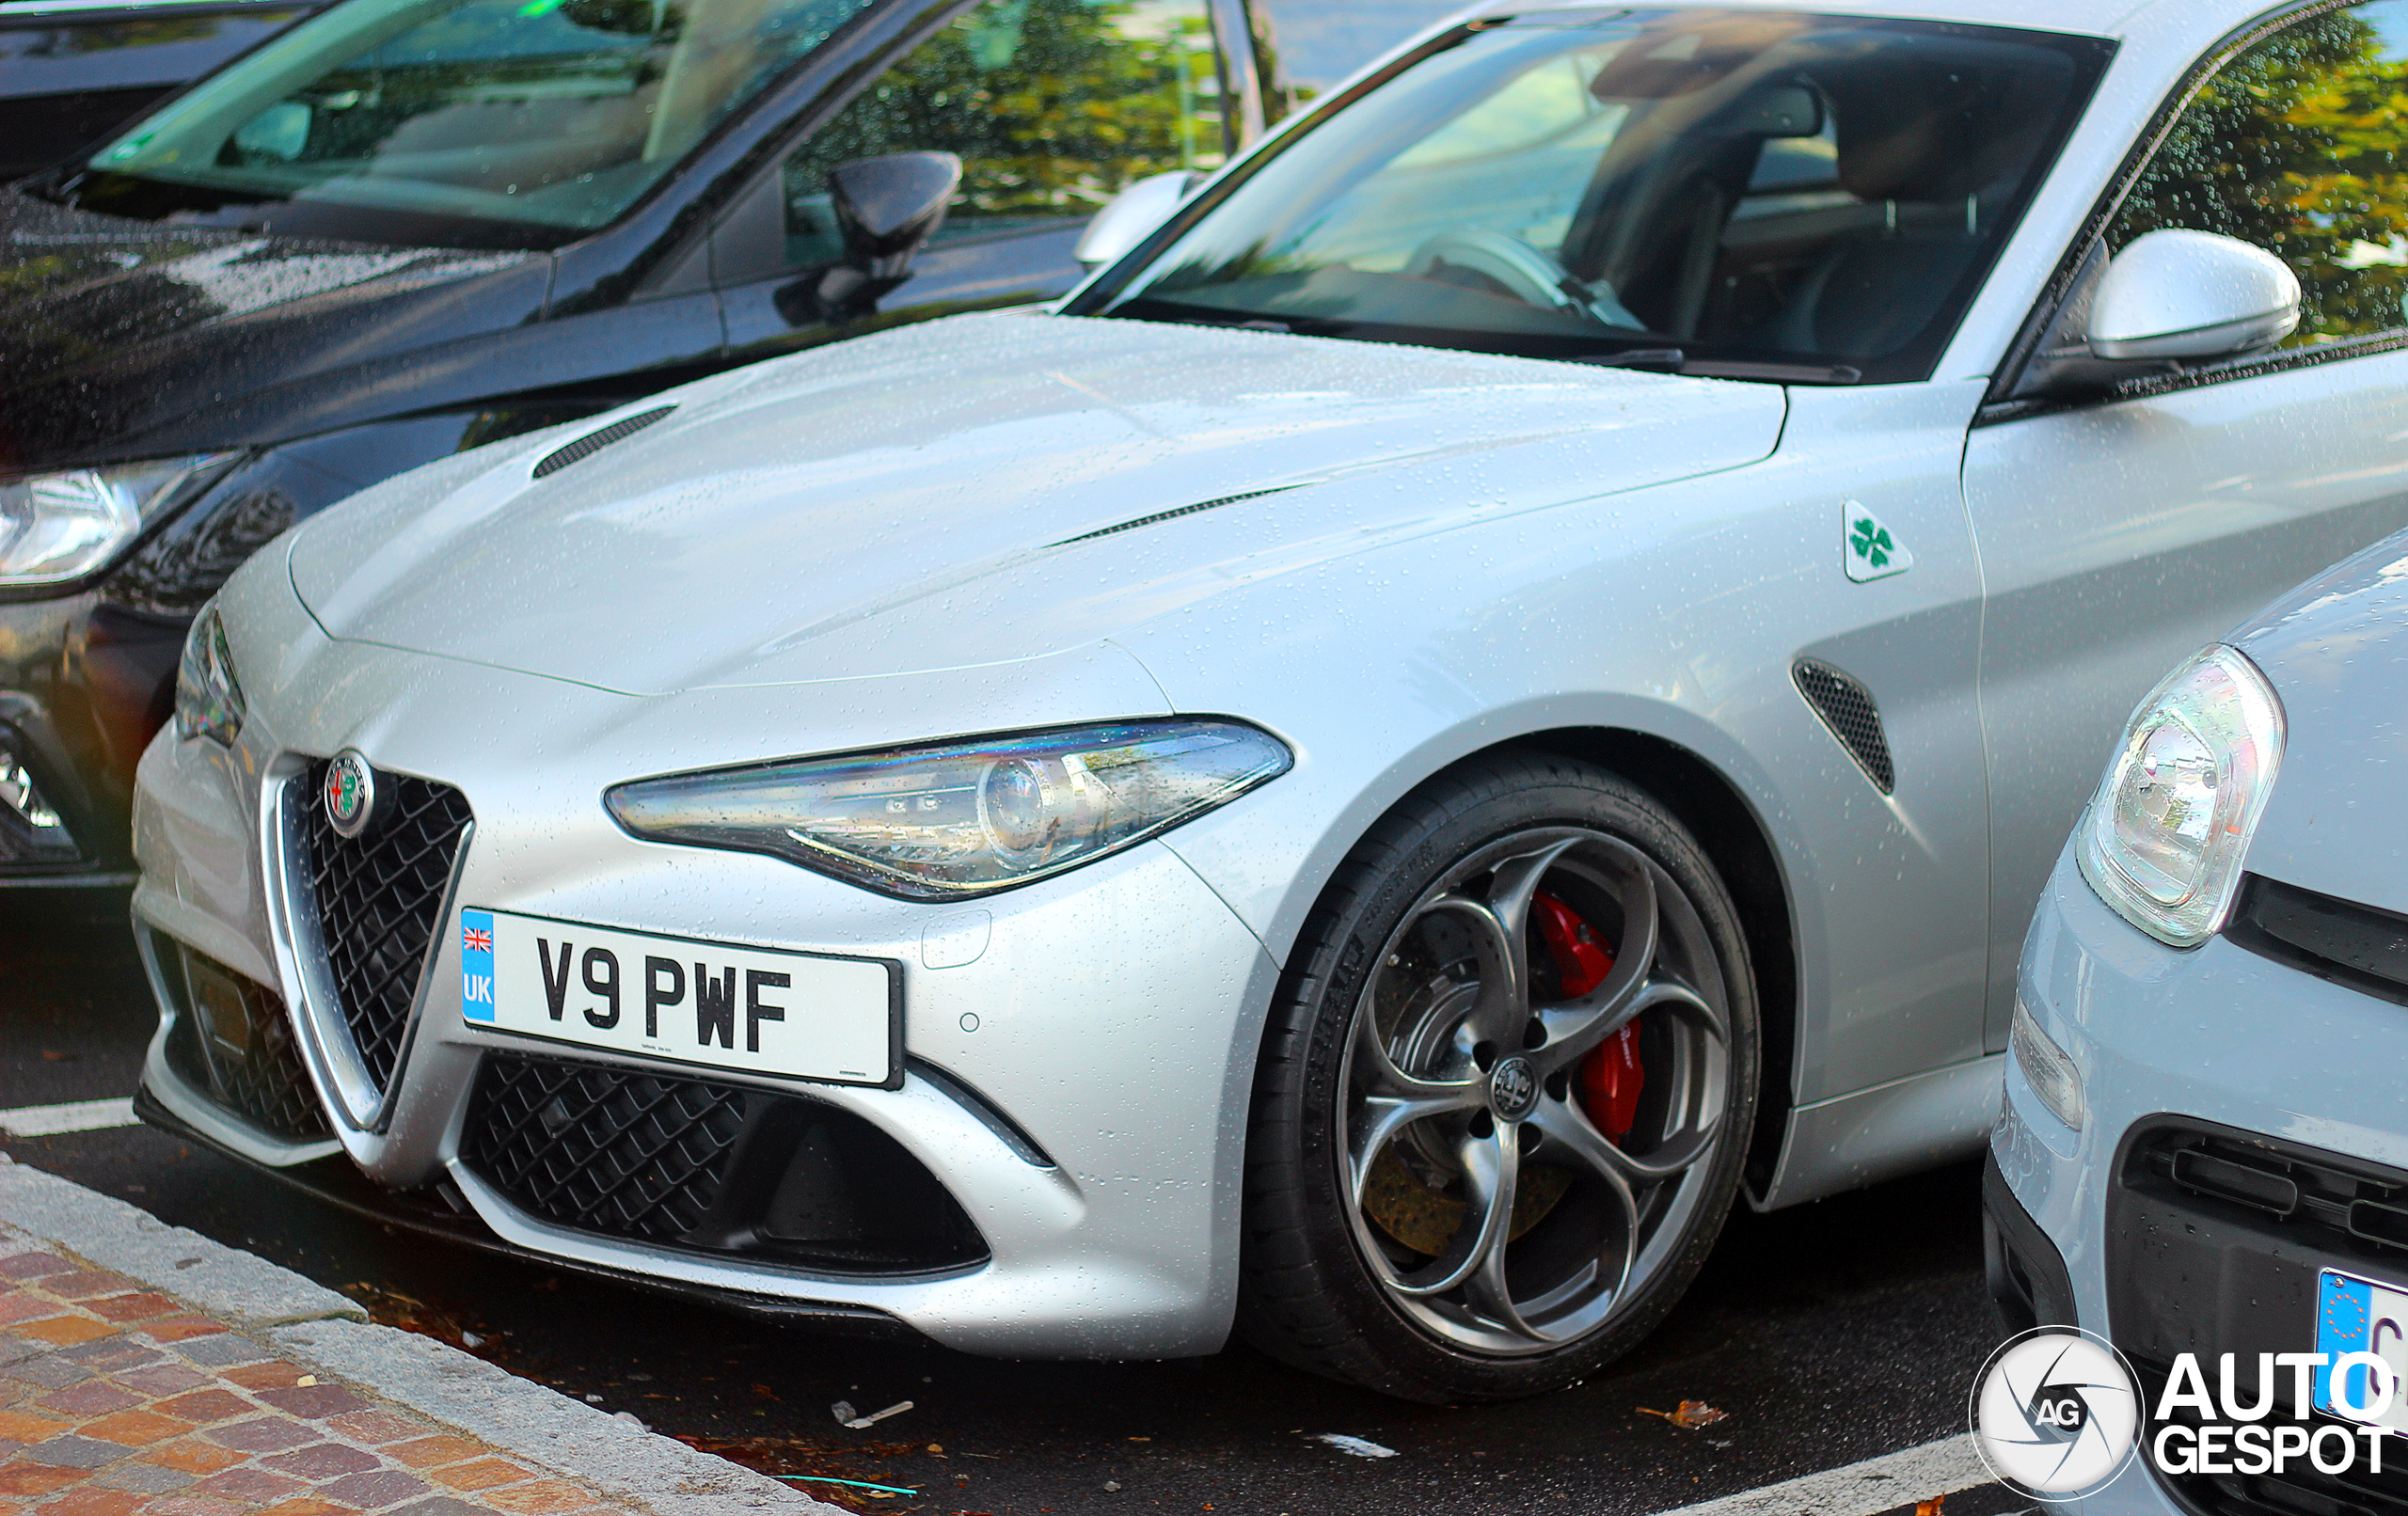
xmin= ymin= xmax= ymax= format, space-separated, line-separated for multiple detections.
xmin=457 ymin=908 xmax=895 ymax=1086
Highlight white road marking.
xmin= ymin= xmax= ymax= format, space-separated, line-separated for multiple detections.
xmin=0 ymin=1098 xmax=139 ymax=1139
xmin=1648 ymin=1434 xmax=1996 ymax=1516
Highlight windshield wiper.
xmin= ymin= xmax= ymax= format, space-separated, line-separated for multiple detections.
xmin=1568 ymin=347 xmax=1686 ymax=371
xmin=1679 ymin=358 xmax=1861 ymax=385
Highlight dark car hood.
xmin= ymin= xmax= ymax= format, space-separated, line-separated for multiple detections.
xmin=0 ymin=185 xmax=546 ymax=473
xmin=2236 ymin=531 xmax=2408 ymax=915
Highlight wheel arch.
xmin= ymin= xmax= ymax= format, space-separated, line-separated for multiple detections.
xmin=1500 ymin=726 xmax=1798 ymax=1205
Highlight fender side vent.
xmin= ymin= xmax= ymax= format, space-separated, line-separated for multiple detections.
xmin=532 ymin=405 xmax=675 ymax=480
xmin=1793 ymin=659 xmax=1895 ymax=795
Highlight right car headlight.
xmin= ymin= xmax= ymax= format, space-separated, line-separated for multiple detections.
xmin=0 ymin=454 xmax=237 ymax=587
xmin=2077 ymin=643 xmax=2285 ymax=948
xmin=174 ymin=606 xmax=246 ymax=748
xmin=607 ymin=719 xmax=1292 ymax=899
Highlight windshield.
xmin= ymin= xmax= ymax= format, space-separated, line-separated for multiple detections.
xmin=54 ymin=0 xmax=875 ymax=248
xmin=1080 ymin=8 xmax=2112 ymax=383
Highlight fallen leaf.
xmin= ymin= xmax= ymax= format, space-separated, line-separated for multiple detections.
xmin=1914 ymin=1496 xmax=1946 ymax=1516
xmin=1636 ymin=1400 xmax=1730 ymax=1429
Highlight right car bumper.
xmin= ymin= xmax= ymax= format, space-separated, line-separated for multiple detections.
xmin=131 ymin=548 xmax=1285 ymax=1361
xmin=1994 ymin=848 xmax=2408 ymax=1515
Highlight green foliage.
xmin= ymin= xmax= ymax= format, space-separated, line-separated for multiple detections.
xmin=2111 ymin=8 xmax=2408 ymax=343
xmin=787 ymin=0 xmax=1224 ymax=225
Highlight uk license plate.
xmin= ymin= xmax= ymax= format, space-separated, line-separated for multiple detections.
xmin=457 ymin=908 xmax=899 ymax=1088
xmin=2314 ymin=1267 xmax=2408 ymax=1437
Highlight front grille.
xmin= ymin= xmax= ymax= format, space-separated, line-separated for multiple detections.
xmin=462 ymin=1052 xmax=986 ymax=1274
xmin=1793 ymin=659 xmax=1895 ymax=794
xmin=296 ymin=759 xmax=472 ymax=1095
xmin=2112 ymin=1118 xmax=2408 ymax=1516
xmin=2227 ymin=872 xmax=2408 ymax=1007
xmin=155 ymin=936 xmax=331 ymax=1142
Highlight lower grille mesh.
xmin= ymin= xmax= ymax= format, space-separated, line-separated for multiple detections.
xmin=461 ymin=1052 xmax=988 ymax=1272
xmin=464 ymin=1055 xmax=750 ymax=1242
xmin=297 ymin=760 xmax=473 ymax=1095
xmin=157 ymin=937 xmax=331 ymax=1142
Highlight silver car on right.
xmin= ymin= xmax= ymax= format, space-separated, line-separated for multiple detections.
xmin=1993 ymin=524 xmax=2408 ymax=1514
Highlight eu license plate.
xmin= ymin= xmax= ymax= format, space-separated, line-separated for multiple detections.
xmin=2315 ymin=1267 xmax=2408 ymax=1437
xmin=457 ymin=908 xmax=899 ymax=1088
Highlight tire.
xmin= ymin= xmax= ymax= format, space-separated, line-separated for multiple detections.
xmin=1237 ymin=750 xmax=1760 ymax=1402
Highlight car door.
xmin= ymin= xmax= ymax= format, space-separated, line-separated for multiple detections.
xmin=1965 ymin=0 xmax=2408 ymax=1048
xmin=712 ymin=0 xmax=1239 ymax=364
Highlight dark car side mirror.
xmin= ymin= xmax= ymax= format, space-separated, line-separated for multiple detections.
xmin=793 ymin=151 xmax=962 ymax=324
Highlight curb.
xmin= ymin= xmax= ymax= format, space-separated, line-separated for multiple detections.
xmin=0 ymin=1154 xmax=839 ymax=1516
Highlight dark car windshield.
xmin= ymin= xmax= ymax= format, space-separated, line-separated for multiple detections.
xmin=1078 ymin=8 xmax=2111 ymax=383
xmin=48 ymin=0 xmax=875 ymax=248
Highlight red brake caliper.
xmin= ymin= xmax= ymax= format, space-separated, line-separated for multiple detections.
xmin=1532 ymin=891 xmax=1642 ymax=1142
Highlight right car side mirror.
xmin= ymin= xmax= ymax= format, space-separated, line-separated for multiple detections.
xmin=2086 ymin=229 xmax=2301 ymax=361
xmin=1073 ymin=171 xmax=1201 ymax=270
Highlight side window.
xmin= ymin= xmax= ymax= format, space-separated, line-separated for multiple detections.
xmin=2110 ymin=1 xmax=2408 ymax=347
xmin=777 ymin=0 xmax=1225 ymax=266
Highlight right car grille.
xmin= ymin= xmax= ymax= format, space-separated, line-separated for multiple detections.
xmin=461 ymin=1052 xmax=986 ymax=1275
xmin=2112 ymin=1117 xmax=2408 ymax=1515
xmin=154 ymin=935 xmax=331 ymax=1143
xmin=295 ymin=758 xmax=473 ymax=1095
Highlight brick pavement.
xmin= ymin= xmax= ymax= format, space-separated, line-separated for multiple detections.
xmin=0 ymin=1238 xmax=629 ymax=1516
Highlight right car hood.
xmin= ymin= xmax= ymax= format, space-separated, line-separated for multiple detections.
xmin=288 ymin=311 xmax=1790 ymax=695
xmin=2237 ymin=530 xmax=2408 ymax=915
xmin=0 ymin=184 xmax=544 ymax=471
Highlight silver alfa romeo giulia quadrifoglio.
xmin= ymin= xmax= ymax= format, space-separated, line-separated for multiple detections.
xmin=130 ymin=0 xmax=2408 ymax=1399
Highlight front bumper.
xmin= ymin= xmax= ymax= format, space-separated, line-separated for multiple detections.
xmin=1992 ymin=849 xmax=2408 ymax=1515
xmin=132 ymin=555 xmax=1281 ymax=1359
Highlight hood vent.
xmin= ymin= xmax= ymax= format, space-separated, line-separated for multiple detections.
xmin=532 ymin=405 xmax=675 ymax=480
xmin=1048 ymin=483 xmax=1305 ymax=547
xmin=1793 ymin=659 xmax=1895 ymax=794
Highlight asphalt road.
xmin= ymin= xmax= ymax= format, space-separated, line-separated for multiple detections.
xmin=1 ymin=891 xmax=2011 ymax=1516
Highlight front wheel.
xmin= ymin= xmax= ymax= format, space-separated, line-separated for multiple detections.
xmin=1238 ymin=752 xmax=1759 ymax=1401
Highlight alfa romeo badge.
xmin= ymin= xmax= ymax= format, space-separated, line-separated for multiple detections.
xmin=325 ymin=749 xmax=377 ymax=838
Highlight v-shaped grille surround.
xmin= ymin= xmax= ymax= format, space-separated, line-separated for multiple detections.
xmin=297 ymin=759 xmax=474 ymax=1095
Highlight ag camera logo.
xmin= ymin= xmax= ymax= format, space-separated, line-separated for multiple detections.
xmin=1970 ymin=1327 xmax=2143 ymax=1500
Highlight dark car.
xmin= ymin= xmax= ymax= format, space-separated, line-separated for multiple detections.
xmin=0 ymin=0 xmax=1446 ymax=887
xmin=0 ymin=0 xmax=329 ymax=183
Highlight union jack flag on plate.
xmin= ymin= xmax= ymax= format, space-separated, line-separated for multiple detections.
xmin=463 ymin=925 xmax=494 ymax=954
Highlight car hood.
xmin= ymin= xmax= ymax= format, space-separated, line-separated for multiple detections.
xmin=0 ymin=185 xmax=542 ymax=470
xmin=2237 ymin=530 xmax=2408 ymax=914
xmin=289 ymin=311 xmax=1789 ymax=695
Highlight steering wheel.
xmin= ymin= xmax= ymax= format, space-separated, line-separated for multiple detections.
xmin=1405 ymin=229 xmax=1643 ymax=329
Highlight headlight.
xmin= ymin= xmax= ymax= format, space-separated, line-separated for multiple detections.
xmin=0 ymin=454 xmax=237 ymax=587
xmin=2077 ymin=644 xmax=2284 ymax=947
xmin=607 ymin=719 xmax=1292 ymax=899
xmin=174 ymin=606 xmax=246 ymax=747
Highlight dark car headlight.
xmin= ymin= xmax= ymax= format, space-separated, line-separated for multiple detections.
xmin=608 ymin=719 xmax=1292 ymax=899
xmin=0 ymin=455 xmax=238 ymax=588
xmin=2077 ymin=644 xmax=2284 ymax=948
xmin=174 ymin=606 xmax=246 ymax=748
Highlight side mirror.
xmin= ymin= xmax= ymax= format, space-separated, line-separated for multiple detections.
xmin=1073 ymin=171 xmax=1200 ymax=270
xmin=802 ymin=151 xmax=962 ymax=323
xmin=2087 ymin=229 xmax=2300 ymax=361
